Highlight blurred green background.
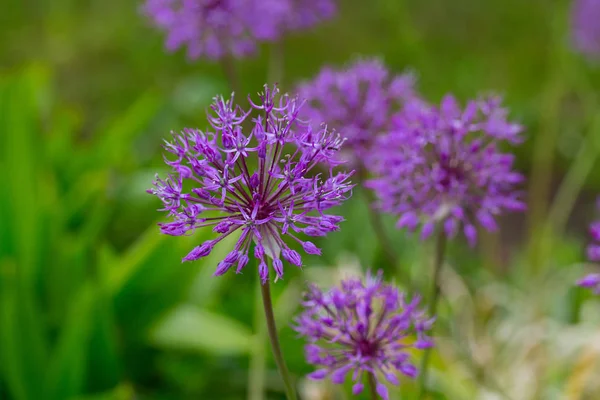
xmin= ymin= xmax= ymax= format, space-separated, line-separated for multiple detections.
xmin=2 ymin=0 xmax=600 ymax=399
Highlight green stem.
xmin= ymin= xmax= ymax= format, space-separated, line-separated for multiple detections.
xmin=526 ymin=76 xmax=562 ymax=272
xmin=357 ymin=167 xmax=408 ymax=283
xmin=367 ymin=373 xmax=379 ymax=400
xmin=526 ymin=2 xmax=568 ymax=274
xmin=418 ymin=228 xmax=447 ymax=399
xmin=548 ymin=112 xmax=600 ymax=233
xmin=547 ymin=138 xmax=600 ymax=234
xmin=538 ymin=114 xmax=600 ymax=265
xmin=260 ymin=279 xmax=297 ymax=400
xmin=248 ymin=280 xmax=266 ymax=400
xmin=362 ymin=188 xmax=398 ymax=265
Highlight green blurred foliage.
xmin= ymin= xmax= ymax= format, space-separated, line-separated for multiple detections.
xmin=1 ymin=0 xmax=600 ymax=399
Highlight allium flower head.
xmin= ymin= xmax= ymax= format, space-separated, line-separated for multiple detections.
xmin=148 ymin=85 xmax=353 ymax=283
xmin=571 ymin=0 xmax=600 ymax=60
xmin=368 ymin=95 xmax=525 ymax=245
xmin=294 ymin=271 xmax=434 ymax=399
xmin=577 ymin=199 xmax=600 ymax=294
xmin=142 ymin=0 xmax=336 ymax=60
xmin=297 ymin=59 xmax=416 ymax=166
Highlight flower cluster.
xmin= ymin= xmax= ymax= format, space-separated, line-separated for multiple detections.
xmin=577 ymin=199 xmax=600 ymax=294
xmin=148 ymin=85 xmax=353 ymax=282
xmin=571 ymin=0 xmax=600 ymax=60
xmin=294 ymin=271 xmax=433 ymax=399
xmin=367 ymin=95 xmax=526 ymax=245
xmin=142 ymin=0 xmax=336 ymax=60
xmin=297 ymin=59 xmax=416 ymax=166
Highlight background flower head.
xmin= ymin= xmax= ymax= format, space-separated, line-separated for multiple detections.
xmin=571 ymin=0 xmax=600 ymax=60
xmin=142 ymin=0 xmax=336 ymax=60
xmin=297 ymin=59 xmax=416 ymax=167
xmin=367 ymin=95 xmax=525 ymax=245
xmin=293 ymin=271 xmax=433 ymax=400
xmin=148 ymin=85 xmax=353 ymax=282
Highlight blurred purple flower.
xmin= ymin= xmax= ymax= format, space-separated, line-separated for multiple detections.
xmin=367 ymin=95 xmax=525 ymax=245
xmin=297 ymin=59 xmax=416 ymax=167
xmin=578 ymin=199 xmax=600 ymax=293
xmin=142 ymin=0 xmax=336 ymax=60
xmin=293 ymin=271 xmax=433 ymax=399
xmin=571 ymin=0 xmax=600 ymax=59
xmin=148 ymin=85 xmax=353 ymax=282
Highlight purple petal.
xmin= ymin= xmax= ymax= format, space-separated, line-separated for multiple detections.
xmin=307 ymin=369 xmax=328 ymax=380
xmin=302 ymin=241 xmax=322 ymax=255
xmin=331 ymin=364 xmax=352 ymax=384
xmin=400 ymin=363 xmax=418 ymax=378
xmin=464 ymin=224 xmax=477 ymax=247
xmin=397 ymin=212 xmax=419 ymax=230
xmin=420 ymin=222 xmax=435 ymax=240
xmin=385 ymin=372 xmax=399 ymax=385
xmin=376 ymin=382 xmax=389 ymax=400
xmin=182 ymin=241 xmax=214 ymax=262
xmin=587 ymin=245 xmax=600 ymax=262
xmin=273 ymin=258 xmax=284 ymax=279
xmin=476 ymin=210 xmax=498 ymax=232
xmin=577 ymin=273 xmax=600 ymax=288
xmin=352 ymin=382 xmax=364 ymax=395
xmin=236 ymin=254 xmax=249 ymax=273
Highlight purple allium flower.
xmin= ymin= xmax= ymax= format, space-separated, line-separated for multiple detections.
xmin=293 ymin=271 xmax=434 ymax=399
xmin=367 ymin=95 xmax=525 ymax=246
xmin=148 ymin=85 xmax=353 ymax=283
xmin=297 ymin=59 xmax=416 ymax=167
xmin=571 ymin=0 xmax=600 ymax=60
xmin=577 ymin=200 xmax=600 ymax=293
xmin=142 ymin=0 xmax=336 ymax=60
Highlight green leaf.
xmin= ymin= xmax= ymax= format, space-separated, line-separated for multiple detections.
xmin=85 ymin=284 xmax=121 ymax=392
xmin=0 ymin=278 xmax=30 ymax=400
xmin=44 ymin=283 xmax=96 ymax=400
xmin=149 ymin=305 xmax=252 ymax=355
xmin=105 ymin=223 xmax=167 ymax=296
xmin=0 ymin=68 xmax=50 ymax=400
xmin=187 ymin=233 xmax=241 ymax=307
xmin=0 ymin=268 xmax=47 ymax=400
xmin=0 ymin=66 xmax=47 ymax=277
xmin=71 ymin=383 xmax=135 ymax=400
xmin=274 ymin=279 xmax=301 ymax=330
xmin=95 ymin=92 xmax=162 ymax=167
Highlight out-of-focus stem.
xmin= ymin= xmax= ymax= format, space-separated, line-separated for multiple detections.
xmin=541 ymin=113 xmax=600 ymax=258
xmin=260 ymin=279 xmax=297 ymax=400
xmin=526 ymin=2 xmax=569 ymax=274
xmin=363 ymin=189 xmax=399 ymax=271
xmin=248 ymin=279 xmax=266 ymax=400
xmin=367 ymin=373 xmax=378 ymax=400
xmin=526 ymin=76 xmax=563 ymax=272
xmin=548 ymin=129 xmax=600 ymax=233
xmin=418 ymin=228 xmax=447 ymax=399
xmin=357 ymin=167 xmax=404 ymax=280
